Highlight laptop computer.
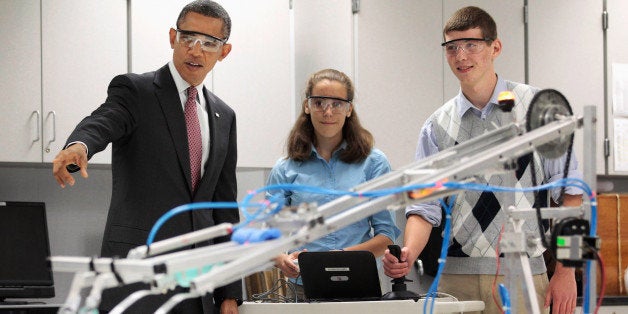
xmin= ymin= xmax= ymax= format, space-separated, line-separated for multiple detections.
xmin=0 ymin=201 xmax=55 ymax=302
xmin=298 ymin=251 xmax=382 ymax=302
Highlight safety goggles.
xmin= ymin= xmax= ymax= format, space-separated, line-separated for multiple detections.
xmin=441 ymin=37 xmax=492 ymax=56
xmin=307 ymin=96 xmax=351 ymax=114
xmin=175 ymin=28 xmax=226 ymax=53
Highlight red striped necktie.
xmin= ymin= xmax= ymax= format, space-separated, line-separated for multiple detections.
xmin=185 ymin=86 xmax=202 ymax=192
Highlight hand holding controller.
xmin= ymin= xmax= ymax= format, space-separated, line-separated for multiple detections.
xmin=381 ymin=244 xmax=420 ymax=300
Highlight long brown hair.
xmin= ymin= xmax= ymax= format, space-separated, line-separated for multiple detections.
xmin=286 ymin=69 xmax=373 ymax=163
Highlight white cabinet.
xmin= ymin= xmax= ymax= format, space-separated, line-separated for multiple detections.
xmin=293 ymin=0 xmax=354 ymax=105
xmin=356 ymin=0 xmax=444 ymax=168
xmin=607 ymin=0 xmax=628 ymax=175
xmin=215 ymin=0 xmax=292 ymax=167
xmin=0 ymin=1 xmax=617 ymax=172
xmin=528 ymin=0 xmax=605 ymax=175
xmin=41 ymin=0 xmax=127 ymax=163
xmin=0 ymin=0 xmax=127 ymax=164
xmin=0 ymin=0 xmax=42 ymax=162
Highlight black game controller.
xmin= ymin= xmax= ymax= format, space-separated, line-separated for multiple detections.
xmin=381 ymin=244 xmax=421 ymax=301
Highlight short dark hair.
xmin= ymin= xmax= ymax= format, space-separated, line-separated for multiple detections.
xmin=286 ymin=69 xmax=373 ymax=163
xmin=176 ymin=0 xmax=231 ymax=41
xmin=443 ymin=6 xmax=497 ymax=42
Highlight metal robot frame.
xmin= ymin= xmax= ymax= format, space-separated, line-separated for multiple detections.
xmin=51 ymin=99 xmax=598 ymax=314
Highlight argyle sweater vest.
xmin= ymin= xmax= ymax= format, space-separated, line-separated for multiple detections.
xmin=433 ymin=81 xmax=548 ymax=275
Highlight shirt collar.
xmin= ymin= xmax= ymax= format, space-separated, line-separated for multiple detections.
xmin=168 ymin=61 xmax=203 ymax=99
xmin=455 ymin=75 xmax=507 ymax=118
xmin=310 ymin=141 xmax=348 ymax=159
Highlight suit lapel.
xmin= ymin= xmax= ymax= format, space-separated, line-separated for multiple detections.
xmin=154 ymin=65 xmax=194 ymax=194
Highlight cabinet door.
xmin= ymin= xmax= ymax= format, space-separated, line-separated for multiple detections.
xmin=293 ymin=0 xmax=354 ymax=103
xmin=214 ymin=0 xmax=292 ymax=167
xmin=528 ymin=0 xmax=605 ymax=174
xmin=357 ymin=0 xmax=444 ymax=168
xmin=288 ymin=0 xmax=354 ymax=167
xmin=41 ymin=0 xmax=127 ymax=163
xmin=607 ymin=0 xmax=628 ymax=175
xmin=0 ymin=0 xmax=42 ymax=162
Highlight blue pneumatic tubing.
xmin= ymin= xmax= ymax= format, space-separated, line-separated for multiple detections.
xmin=423 ymin=196 xmax=455 ymax=314
xmin=498 ymin=283 xmax=511 ymax=314
xmin=147 ymin=202 xmax=241 ymax=246
xmin=231 ymin=227 xmax=282 ymax=244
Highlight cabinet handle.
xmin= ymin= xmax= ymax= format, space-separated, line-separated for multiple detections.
xmin=32 ymin=110 xmax=40 ymax=143
xmin=45 ymin=110 xmax=56 ymax=153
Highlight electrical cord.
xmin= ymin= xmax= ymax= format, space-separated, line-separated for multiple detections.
xmin=250 ymin=278 xmax=299 ymax=303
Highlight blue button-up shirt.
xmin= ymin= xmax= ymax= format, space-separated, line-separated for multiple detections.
xmin=266 ymin=143 xmax=400 ymax=252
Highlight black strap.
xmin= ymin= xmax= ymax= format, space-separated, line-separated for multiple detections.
xmin=110 ymin=257 xmax=124 ymax=284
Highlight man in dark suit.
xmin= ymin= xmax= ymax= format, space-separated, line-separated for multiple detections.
xmin=52 ymin=1 xmax=241 ymax=313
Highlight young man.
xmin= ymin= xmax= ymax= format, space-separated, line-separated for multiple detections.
xmin=383 ymin=6 xmax=581 ymax=314
xmin=52 ymin=1 xmax=241 ymax=313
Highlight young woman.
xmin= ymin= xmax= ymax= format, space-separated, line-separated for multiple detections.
xmin=267 ymin=69 xmax=400 ymax=299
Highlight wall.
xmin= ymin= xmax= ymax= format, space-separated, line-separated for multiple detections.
xmin=0 ymin=165 xmax=110 ymax=304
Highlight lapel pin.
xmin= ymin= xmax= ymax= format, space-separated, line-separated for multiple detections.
xmin=215 ymin=112 xmax=220 ymax=118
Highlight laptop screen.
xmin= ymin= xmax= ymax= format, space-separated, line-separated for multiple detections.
xmin=298 ymin=251 xmax=382 ymax=301
xmin=0 ymin=201 xmax=55 ymax=300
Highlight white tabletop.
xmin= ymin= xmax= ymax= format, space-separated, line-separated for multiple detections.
xmin=240 ymin=299 xmax=484 ymax=314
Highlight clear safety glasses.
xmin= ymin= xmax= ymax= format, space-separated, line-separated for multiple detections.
xmin=441 ymin=38 xmax=492 ymax=56
xmin=175 ymin=29 xmax=226 ymax=53
xmin=307 ymin=96 xmax=351 ymax=114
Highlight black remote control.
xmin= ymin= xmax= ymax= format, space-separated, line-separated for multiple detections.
xmin=66 ymin=164 xmax=81 ymax=173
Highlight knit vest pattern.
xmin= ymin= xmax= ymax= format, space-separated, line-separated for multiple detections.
xmin=432 ymin=81 xmax=548 ymax=275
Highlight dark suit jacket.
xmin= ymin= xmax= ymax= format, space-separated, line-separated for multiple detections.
xmin=66 ymin=64 xmax=241 ymax=312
